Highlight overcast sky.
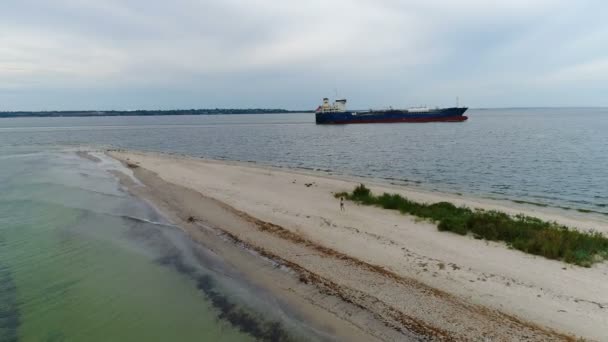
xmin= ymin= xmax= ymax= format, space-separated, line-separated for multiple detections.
xmin=1 ymin=0 xmax=607 ymax=110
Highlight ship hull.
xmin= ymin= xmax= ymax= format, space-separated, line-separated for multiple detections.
xmin=315 ymin=107 xmax=468 ymax=124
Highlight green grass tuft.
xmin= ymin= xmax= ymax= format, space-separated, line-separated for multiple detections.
xmin=340 ymin=184 xmax=608 ymax=267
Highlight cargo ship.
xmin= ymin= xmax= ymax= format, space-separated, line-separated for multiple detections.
xmin=315 ymin=98 xmax=468 ymax=124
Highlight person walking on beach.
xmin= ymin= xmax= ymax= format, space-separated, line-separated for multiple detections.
xmin=340 ymin=197 xmax=345 ymax=211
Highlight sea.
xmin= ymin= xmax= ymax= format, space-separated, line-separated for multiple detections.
xmin=1 ymin=108 xmax=607 ymax=340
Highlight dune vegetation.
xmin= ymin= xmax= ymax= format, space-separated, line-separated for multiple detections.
xmin=336 ymin=184 xmax=608 ymax=267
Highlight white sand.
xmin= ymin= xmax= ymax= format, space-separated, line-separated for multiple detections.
xmin=108 ymin=150 xmax=608 ymax=341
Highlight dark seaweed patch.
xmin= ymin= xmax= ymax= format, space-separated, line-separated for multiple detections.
xmin=156 ymin=252 xmax=297 ymax=342
xmin=130 ymin=213 xmax=305 ymax=341
xmin=122 ymin=218 xmax=182 ymax=256
xmin=156 ymin=253 xmax=197 ymax=277
xmin=0 ymin=264 xmax=20 ymax=342
xmin=196 ymin=275 xmax=293 ymax=342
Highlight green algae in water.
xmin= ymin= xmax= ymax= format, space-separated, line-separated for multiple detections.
xmin=0 ymin=202 xmax=253 ymax=342
xmin=0 ymin=150 xmax=261 ymax=341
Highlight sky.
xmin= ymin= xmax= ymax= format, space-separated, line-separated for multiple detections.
xmin=1 ymin=0 xmax=607 ymax=110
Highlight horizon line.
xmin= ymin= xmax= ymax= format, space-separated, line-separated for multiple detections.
xmin=2 ymin=105 xmax=608 ymax=113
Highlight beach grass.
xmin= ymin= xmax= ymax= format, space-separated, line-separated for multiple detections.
xmin=336 ymin=184 xmax=608 ymax=267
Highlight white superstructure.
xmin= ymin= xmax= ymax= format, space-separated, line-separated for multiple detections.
xmin=316 ymin=98 xmax=348 ymax=113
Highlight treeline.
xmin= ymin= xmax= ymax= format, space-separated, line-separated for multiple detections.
xmin=0 ymin=109 xmax=311 ymax=118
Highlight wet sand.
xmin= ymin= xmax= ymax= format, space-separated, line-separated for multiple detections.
xmin=109 ymin=170 xmax=393 ymax=341
xmin=106 ymin=149 xmax=608 ymax=341
xmin=76 ymin=150 xmax=102 ymax=163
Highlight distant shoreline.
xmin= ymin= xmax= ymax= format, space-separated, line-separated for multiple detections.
xmin=4 ymin=107 xmax=608 ymax=118
xmin=0 ymin=109 xmax=313 ymax=118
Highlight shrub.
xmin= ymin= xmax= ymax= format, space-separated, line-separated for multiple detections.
xmin=438 ymin=216 xmax=469 ymax=235
xmin=352 ymin=184 xmax=371 ymax=198
xmin=339 ymin=184 xmax=608 ymax=267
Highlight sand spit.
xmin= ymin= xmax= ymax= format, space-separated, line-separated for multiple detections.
xmin=109 ymin=168 xmax=395 ymax=341
xmin=107 ymin=149 xmax=608 ymax=341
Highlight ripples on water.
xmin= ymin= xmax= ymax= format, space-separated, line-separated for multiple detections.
xmin=0 ymin=148 xmax=326 ymax=341
xmin=1 ymin=108 xmax=606 ymax=214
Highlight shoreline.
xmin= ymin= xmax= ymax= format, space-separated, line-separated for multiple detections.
xmin=105 ymin=157 xmax=397 ymax=341
xmin=104 ymin=149 xmax=607 ymax=341
xmin=112 ymin=148 xmax=608 ymax=232
xmin=140 ymin=148 xmax=608 ymax=220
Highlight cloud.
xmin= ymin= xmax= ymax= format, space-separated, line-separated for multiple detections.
xmin=541 ymin=59 xmax=608 ymax=83
xmin=0 ymin=29 xmax=127 ymax=83
xmin=1 ymin=0 xmax=607 ymax=110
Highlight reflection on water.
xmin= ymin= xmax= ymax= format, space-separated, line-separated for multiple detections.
xmin=0 ymin=147 xmax=323 ymax=341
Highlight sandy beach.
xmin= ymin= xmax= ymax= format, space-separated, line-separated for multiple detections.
xmin=106 ymin=149 xmax=608 ymax=341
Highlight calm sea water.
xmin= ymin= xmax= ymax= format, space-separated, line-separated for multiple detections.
xmin=1 ymin=108 xmax=607 ymax=214
xmin=0 ymin=146 xmax=328 ymax=341
xmin=1 ymin=109 xmax=606 ymax=340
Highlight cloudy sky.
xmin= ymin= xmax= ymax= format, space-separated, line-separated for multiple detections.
xmin=1 ymin=0 xmax=607 ymax=110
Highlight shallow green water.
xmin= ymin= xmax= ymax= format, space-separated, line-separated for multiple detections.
xmin=0 ymin=147 xmax=316 ymax=341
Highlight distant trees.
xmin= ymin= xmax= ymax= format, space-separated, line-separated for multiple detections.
xmin=0 ymin=108 xmax=311 ymax=118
